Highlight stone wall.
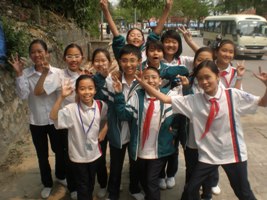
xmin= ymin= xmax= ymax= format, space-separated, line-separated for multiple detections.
xmin=0 ymin=28 xmax=111 ymax=164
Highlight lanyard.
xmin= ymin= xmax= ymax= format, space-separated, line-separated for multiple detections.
xmin=77 ymin=103 xmax=96 ymax=137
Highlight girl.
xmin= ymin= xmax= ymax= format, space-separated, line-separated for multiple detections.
xmin=112 ymin=67 xmax=177 ymax=200
xmin=215 ymin=39 xmax=245 ymax=90
xmin=100 ymin=0 xmax=173 ymax=62
xmin=9 ymin=39 xmax=65 ymax=199
xmin=91 ymin=48 xmax=112 ymax=198
xmin=50 ymin=75 xmax=108 ymax=200
xmin=136 ymin=60 xmax=267 ymax=200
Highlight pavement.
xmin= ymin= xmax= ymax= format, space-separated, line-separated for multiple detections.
xmin=0 ymin=109 xmax=267 ymax=200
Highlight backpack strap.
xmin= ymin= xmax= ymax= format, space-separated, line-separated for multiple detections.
xmin=96 ymin=100 xmax=102 ymax=114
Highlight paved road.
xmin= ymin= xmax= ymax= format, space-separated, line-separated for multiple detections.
xmin=0 ymin=36 xmax=266 ymax=200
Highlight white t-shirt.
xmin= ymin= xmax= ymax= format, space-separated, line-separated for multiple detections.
xmin=54 ymin=100 xmax=107 ymax=163
xmin=219 ymin=64 xmax=242 ymax=89
xmin=171 ymin=86 xmax=260 ymax=164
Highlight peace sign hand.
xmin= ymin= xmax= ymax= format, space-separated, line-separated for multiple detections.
xmin=236 ymin=60 xmax=246 ymax=77
xmin=254 ymin=66 xmax=267 ymax=87
xmin=112 ymin=75 xmax=122 ymax=93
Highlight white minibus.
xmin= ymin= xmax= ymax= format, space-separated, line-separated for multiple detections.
xmin=203 ymin=14 xmax=267 ymax=59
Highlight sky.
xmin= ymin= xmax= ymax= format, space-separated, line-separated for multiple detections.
xmin=109 ymin=0 xmax=119 ymax=6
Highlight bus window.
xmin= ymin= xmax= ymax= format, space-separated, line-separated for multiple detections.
xmin=214 ymin=21 xmax=221 ymax=33
xmin=208 ymin=21 xmax=215 ymax=32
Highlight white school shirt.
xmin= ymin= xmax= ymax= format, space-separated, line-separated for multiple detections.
xmin=171 ymin=86 xmax=260 ymax=165
xmin=54 ymin=100 xmax=107 ymax=163
xmin=162 ymin=56 xmax=194 ymax=73
xmin=16 ymin=65 xmax=61 ymax=125
xmin=138 ymin=93 xmax=161 ymax=159
xmin=219 ymin=64 xmax=242 ymax=89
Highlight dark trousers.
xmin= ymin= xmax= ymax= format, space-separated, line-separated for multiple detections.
xmin=30 ymin=124 xmax=66 ymax=187
xmin=159 ymin=150 xmax=178 ymax=179
xmin=107 ymin=143 xmax=128 ymax=200
xmin=71 ymin=159 xmax=99 ymax=200
xmin=181 ymin=161 xmax=257 ymax=200
xmin=138 ymin=157 xmax=167 ymax=200
xmin=183 ymin=147 xmax=212 ymax=199
xmin=96 ymin=137 xmax=108 ymax=188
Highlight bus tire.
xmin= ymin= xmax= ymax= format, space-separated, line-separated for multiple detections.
xmin=256 ymin=55 xmax=263 ymax=59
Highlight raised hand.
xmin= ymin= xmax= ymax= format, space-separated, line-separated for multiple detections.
xmin=165 ymin=0 xmax=173 ymax=10
xmin=254 ymin=66 xmax=267 ymax=87
xmin=100 ymin=0 xmax=109 ymax=10
xmin=236 ymin=60 xmax=246 ymax=77
xmin=61 ymin=79 xmax=73 ymax=97
xmin=112 ymin=75 xmax=122 ymax=93
xmin=8 ymin=53 xmax=25 ymax=76
xmin=178 ymin=26 xmax=192 ymax=43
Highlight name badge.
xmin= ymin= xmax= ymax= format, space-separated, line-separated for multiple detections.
xmin=86 ymin=143 xmax=93 ymax=151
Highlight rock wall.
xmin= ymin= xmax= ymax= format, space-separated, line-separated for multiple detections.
xmin=0 ymin=27 xmax=110 ymax=164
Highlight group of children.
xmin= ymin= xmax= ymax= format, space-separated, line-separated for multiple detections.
xmin=9 ymin=0 xmax=267 ymax=200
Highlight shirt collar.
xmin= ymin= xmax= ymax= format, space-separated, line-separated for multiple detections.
xmin=79 ymin=100 xmax=96 ymax=111
xmin=27 ymin=64 xmax=55 ymax=77
xmin=204 ymin=86 xmax=223 ymax=101
xmin=121 ymin=73 xmax=135 ymax=86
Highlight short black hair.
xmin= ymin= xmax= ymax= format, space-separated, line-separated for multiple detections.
xmin=192 ymin=60 xmax=219 ymax=79
xmin=29 ymin=39 xmax=48 ymax=53
xmin=145 ymin=40 xmax=164 ymax=56
xmin=118 ymin=44 xmax=142 ymax=60
xmin=161 ymin=30 xmax=183 ymax=58
xmin=143 ymin=66 xmax=160 ymax=76
xmin=75 ymin=74 xmax=96 ymax=93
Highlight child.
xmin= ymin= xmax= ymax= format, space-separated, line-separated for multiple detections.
xmin=9 ymin=39 xmax=65 ymax=199
xmin=215 ymin=39 xmax=245 ymax=90
xmin=100 ymin=0 xmax=173 ymax=62
xmin=161 ymin=28 xmax=199 ymax=71
xmin=50 ymin=75 xmax=108 ymax=200
xmin=91 ymin=48 xmax=112 ymax=198
xmin=136 ymin=60 xmax=267 ymax=200
xmin=99 ymin=44 xmax=144 ymax=200
xmin=112 ymin=67 xmax=177 ymax=200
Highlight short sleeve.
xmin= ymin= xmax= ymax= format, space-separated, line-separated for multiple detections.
xmin=171 ymin=95 xmax=193 ymax=119
xmin=54 ymin=107 xmax=74 ymax=129
xmin=234 ymin=89 xmax=260 ymax=114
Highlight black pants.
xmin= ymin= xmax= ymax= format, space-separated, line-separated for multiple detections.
xmin=181 ymin=161 xmax=257 ymax=200
xmin=159 ymin=150 xmax=178 ymax=179
xmin=71 ymin=158 xmax=99 ymax=200
xmin=107 ymin=143 xmax=141 ymax=200
xmin=183 ymin=147 xmax=213 ymax=199
xmin=138 ymin=157 xmax=167 ymax=200
xmin=30 ymin=124 xmax=66 ymax=187
xmin=96 ymin=137 xmax=108 ymax=188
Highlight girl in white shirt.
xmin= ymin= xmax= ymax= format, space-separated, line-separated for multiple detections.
xmin=9 ymin=39 xmax=65 ymax=199
xmin=50 ymin=74 xmax=107 ymax=200
xmin=136 ymin=60 xmax=267 ymax=200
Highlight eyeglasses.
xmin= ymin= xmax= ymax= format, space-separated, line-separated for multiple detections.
xmin=120 ymin=58 xmax=139 ymax=64
xmin=65 ymin=55 xmax=82 ymax=59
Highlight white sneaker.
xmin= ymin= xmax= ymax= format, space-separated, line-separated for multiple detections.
xmin=97 ymin=187 xmax=107 ymax=198
xmin=41 ymin=187 xmax=52 ymax=199
xmin=159 ymin=178 xmax=167 ymax=190
xmin=70 ymin=191 xmax=77 ymax=200
xmin=211 ymin=185 xmax=221 ymax=195
xmin=56 ymin=178 xmax=67 ymax=186
xmin=166 ymin=177 xmax=175 ymax=189
xmin=129 ymin=192 xmax=145 ymax=200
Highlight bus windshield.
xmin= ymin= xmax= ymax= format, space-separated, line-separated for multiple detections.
xmin=238 ymin=21 xmax=267 ymax=36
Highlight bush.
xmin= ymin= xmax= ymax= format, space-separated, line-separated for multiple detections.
xmin=0 ymin=16 xmax=31 ymax=70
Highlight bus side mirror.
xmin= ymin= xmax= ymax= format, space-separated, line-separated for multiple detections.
xmin=236 ymin=29 xmax=240 ymax=35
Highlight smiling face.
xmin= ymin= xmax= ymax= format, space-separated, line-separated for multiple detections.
xmin=142 ymin=68 xmax=162 ymax=90
xmin=216 ymin=43 xmax=235 ymax=69
xmin=29 ymin=43 xmax=49 ymax=67
xmin=76 ymin=78 xmax=96 ymax=106
xmin=93 ymin=51 xmax=111 ymax=75
xmin=126 ymin=29 xmax=145 ymax=47
xmin=64 ymin=47 xmax=83 ymax=72
xmin=162 ymin=37 xmax=179 ymax=59
xmin=196 ymin=66 xmax=219 ymax=96
xmin=119 ymin=53 xmax=140 ymax=76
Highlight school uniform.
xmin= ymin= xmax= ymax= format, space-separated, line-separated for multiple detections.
xmin=219 ymin=63 xmax=242 ymax=89
xmin=162 ymin=55 xmax=194 ymax=73
xmin=15 ymin=65 xmax=65 ymax=188
xmin=112 ymin=31 xmax=160 ymax=62
xmin=54 ymin=100 xmax=107 ymax=200
xmin=100 ymin=74 xmax=141 ymax=199
xmin=171 ymin=86 xmax=259 ymax=200
xmin=114 ymin=88 xmax=176 ymax=200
